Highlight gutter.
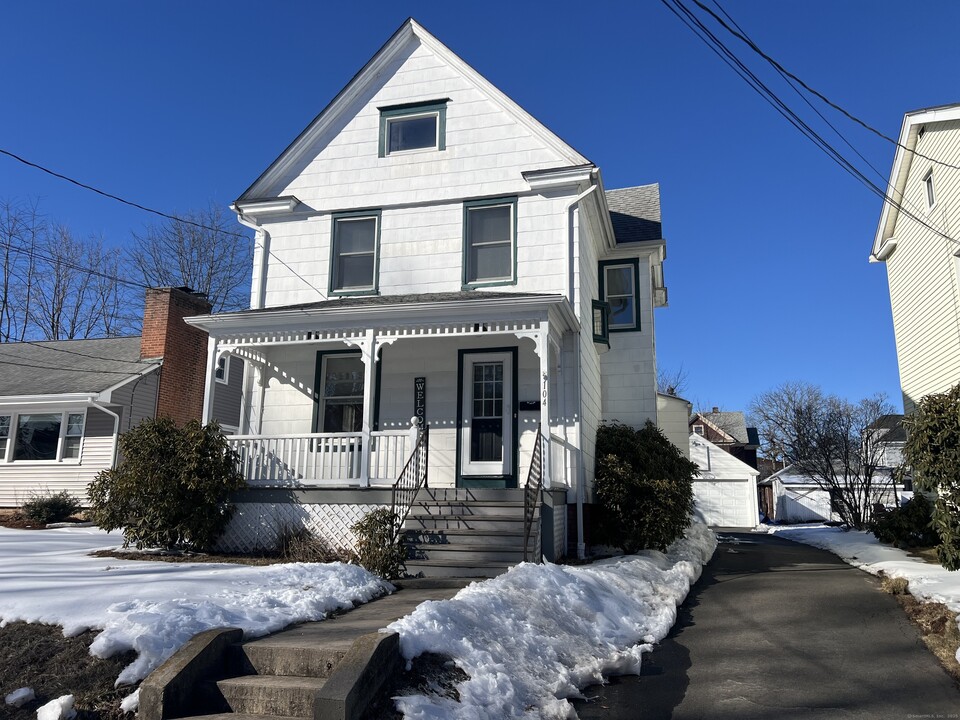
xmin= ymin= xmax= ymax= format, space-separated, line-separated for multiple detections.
xmin=89 ymin=401 xmax=122 ymax=467
xmin=234 ymin=210 xmax=269 ymax=311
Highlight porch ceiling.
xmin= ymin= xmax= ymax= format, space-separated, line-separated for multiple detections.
xmin=185 ymin=291 xmax=579 ymax=348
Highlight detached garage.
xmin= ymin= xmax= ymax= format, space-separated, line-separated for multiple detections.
xmin=690 ymin=434 xmax=760 ymax=528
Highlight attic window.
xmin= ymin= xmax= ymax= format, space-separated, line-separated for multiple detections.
xmin=693 ymin=424 xmax=704 ymax=436
xmin=379 ymin=100 xmax=447 ymax=157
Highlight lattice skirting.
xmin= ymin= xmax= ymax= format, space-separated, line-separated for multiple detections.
xmin=215 ymin=502 xmax=389 ymax=554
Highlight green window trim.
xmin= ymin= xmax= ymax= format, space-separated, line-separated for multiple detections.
xmin=328 ymin=209 xmax=381 ymax=297
xmin=378 ymin=100 xmax=448 ymax=158
xmin=462 ymin=196 xmax=519 ymax=289
xmin=592 ymin=300 xmax=610 ymax=345
xmin=598 ymin=258 xmax=642 ymax=332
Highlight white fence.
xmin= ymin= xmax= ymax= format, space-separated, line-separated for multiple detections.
xmin=228 ymin=430 xmax=411 ymax=486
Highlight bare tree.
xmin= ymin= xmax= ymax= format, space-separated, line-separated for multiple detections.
xmin=750 ymin=382 xmax=896 ymax=528
xmin=127 ymin=205 xmax=252 ymax=312
xmin=657 ymin=364 xmax=690 ymax=397
xmin=0 ymin=199 xmax=42 ymax=342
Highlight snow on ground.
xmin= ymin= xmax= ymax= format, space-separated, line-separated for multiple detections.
xmin=0 ymin=526 xmax=392 ymax=688
xmin=388 ymin=522 xmax=717 ymax=720
xmin=771 ymin=525 xmax=960 ymax=661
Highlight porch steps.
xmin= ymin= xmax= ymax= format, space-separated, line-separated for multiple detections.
xmin=401 ymin=488 xmax=538 ymax=578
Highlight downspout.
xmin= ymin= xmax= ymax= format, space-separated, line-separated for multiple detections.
xmin=567 ymin=177 xmax=599 ymax=560
xmin=90 ymin=401 xmax=122 ymax=466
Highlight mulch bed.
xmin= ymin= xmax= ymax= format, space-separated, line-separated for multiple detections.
xmin=0 ymin=510 xmax=88 ymax=531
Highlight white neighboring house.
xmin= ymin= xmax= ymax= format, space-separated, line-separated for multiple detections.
xmin=871 ymin=103 xmax=960 ymax=413
xmin=759 ymin=464 xmax=898 ymax=524
xmin=185 ymin=19 xmax=671 ymax=571
xmin=689 ymin=434 xmax=759 ymax=528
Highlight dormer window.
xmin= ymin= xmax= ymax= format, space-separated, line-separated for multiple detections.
xmin=329 ymin=210 xmax=380 ymax=295
xmin=379 ymin=100 xmax=448 ymax=157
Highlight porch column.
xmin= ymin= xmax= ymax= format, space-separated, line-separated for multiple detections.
xmin=539 ymin=320 xmax=552 ymax=490
xmin=201 ymin=336 xmax=218 ymax=425
xmin=358 ymin=328 xmax=376 ymax=487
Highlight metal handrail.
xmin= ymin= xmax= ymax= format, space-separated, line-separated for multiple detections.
xmin=523 ymin=427 xmax=544 ymax=563
xmin=389 ymin=425 xmax=430 ymax=541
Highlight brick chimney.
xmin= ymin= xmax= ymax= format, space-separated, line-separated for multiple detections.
xmin=141 ymin=287 xmax=213 ymax=426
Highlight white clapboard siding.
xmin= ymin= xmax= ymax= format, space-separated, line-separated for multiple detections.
xmin=886 ymin=118 xmax=960 ymax=411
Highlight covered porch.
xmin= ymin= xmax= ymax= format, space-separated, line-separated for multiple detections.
xmin=187 ymin=293 xmax=583 ymax=497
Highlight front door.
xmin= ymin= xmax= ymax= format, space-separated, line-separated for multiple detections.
xmin=459 ymin=350 xmax=515 ymax=487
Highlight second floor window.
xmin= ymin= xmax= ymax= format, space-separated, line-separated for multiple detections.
xmin=599 ymin=259 xmax=640 ymax=331
xmin=330 ymin=212 xmax=380 ymax=295
xmin=463 ymin=198 xmax=517 ymax=287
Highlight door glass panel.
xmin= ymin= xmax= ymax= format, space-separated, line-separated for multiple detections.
xmin=471 ymin=362 xmax=503 ymax=462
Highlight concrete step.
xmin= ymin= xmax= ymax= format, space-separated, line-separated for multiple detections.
xmin=407 ymin=543 xmax=526 ymax=564
xmin=405 ymin=558 xmax=517 ymax=578
xmin=174 ymin=715 xmax=302 ymax=720
xmin=229 ymin=638 xmax=351 ymax=679
xmin=401 ymin=528 xmax=526 ymax=544
xmin=416 ymin=488 xmax=525 ymax=502
xmin=216 ymin=675 xmax=327 ymax=718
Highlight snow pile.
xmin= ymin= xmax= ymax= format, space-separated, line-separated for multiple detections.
xmin=36 ymin=695 xmax=75 ymax=720
xmin=389 ymin=522 xmax=716 ymax=719
xmin=4 ymin=687 xmax=34 ymax=707
xmin=119 ymin=688 xmax=140 ymax=714
xmin=774 ymin=526 xmax=960 ymax=660
xmin=0 ymin=526 xmax=391 ymax=685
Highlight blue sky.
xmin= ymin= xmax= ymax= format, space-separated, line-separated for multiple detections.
xmin=4 ymin=1 xmax=959 ymax=414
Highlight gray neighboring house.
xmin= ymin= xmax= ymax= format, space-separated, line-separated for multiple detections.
xmin=0 ymin=287 xmax=243 ymax=507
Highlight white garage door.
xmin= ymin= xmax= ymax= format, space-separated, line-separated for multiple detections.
xmin=693 ymin=479 xmax=754 ymax=527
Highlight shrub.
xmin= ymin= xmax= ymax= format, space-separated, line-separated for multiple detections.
xmin=594 ymin=421 xmax=697 ymax=553
xmin=277 ymin=526 xmax=355 ymax=564
xmin=869 ymin=494 xmax=938 ymax=548
xmin=351 ymin=508 xmax=406 ymax=579
xmin=87 ymin=418 xmax=245 ymax=551
xmin=21 ymin=490 xmax=81 ymax=525
xmin=903 ymin=384 xmax=960 ymax=570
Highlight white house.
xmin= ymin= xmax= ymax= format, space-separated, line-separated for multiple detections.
xmin=759 ymin=464 xmax=898 ymax=524
xmin=689 ymin=434 xmax=759 ymax=528
xmin=186 ymin=19 xmax=670 ymax=573
xmin=871 ymin=103 xmax=960 ymax=413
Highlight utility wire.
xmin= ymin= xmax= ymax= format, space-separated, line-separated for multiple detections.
xmin=0 ymin=147 xmax=325 ymax=298
xmin=692 ymin=0 xmax=960 ymax=173
xmin=0 ymin=350 xmax=155 ymax=375
xmin=661 ymin=0 xmax=960 ymax=249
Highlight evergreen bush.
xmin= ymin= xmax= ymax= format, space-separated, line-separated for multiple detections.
xmin=87 ymin=418 xmax=245 ymax=551
xmin=903 ymin=383 xmax=960 ymax=570
xmin=21 ymin=490 xmax=81 ymax=525
xmin=869 ymin=494 xmax=937 ymax=548
xmin=351 ymin=508 xmax=406 ymax=579
xmin=594 ymin=421 xmax=697 ymax=553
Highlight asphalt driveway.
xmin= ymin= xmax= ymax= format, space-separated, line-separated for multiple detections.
xmin=574 ymin=532 xmax=960 ymax=719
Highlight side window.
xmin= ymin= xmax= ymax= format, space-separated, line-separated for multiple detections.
xmin=463 ymin=198 xmax=517 ymax=287
xmin=379 ymin=100 xmax=447 ymax=157
xmin=599 ymin=260 xmax=641 ymax=331
xmin=62 ymin=413 xmax=85 ymax=459
xmin=215 ymin=356 xmax=229 ymax=384
xmin=924 ymin=169 xmax=936 ymax=209
xmin=0 ymin=416 xmax=9 ymax=460
xmin=330 ymin=212 xmax=380 ymax=295
xmin=592 ymin=300 xmax=610 ymax=345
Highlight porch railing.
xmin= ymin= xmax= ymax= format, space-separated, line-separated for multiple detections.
xmin=390 ymin=426 xmax=429 ymax=540
xmin=228 ymin=430 xmax=413 ymax=486
xmin=523 ymin=426 xmax=544 ymax=563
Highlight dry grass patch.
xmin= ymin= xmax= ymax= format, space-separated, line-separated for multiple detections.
xmin=0 ymin=621 xmax=135 ymax=719
xmin=907 ymin=546 xmax=942 ymax=566
xmin=880 ymin=574 xmax=910 ymax=595
xmin=896 ymin=595 xmax=960 ymax=684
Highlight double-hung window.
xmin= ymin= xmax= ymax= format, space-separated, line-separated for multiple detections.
xmin=329 ymin=211 xmax=380 ymax=295
xmin=0 ymin=411 xmax=85 ymax=462
xmin=463 ymin=197 xmax=517 ymax=287
xmin=379 ymin=100 xmax=447 ymax=157
xmin=314 ymin=353 xmax=364 ymax=433
xmin=599 ymin=259 xmax=641 ymax=331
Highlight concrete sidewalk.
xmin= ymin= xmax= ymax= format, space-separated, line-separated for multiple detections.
xmin=242 ymin=577 xmax=471 ymax=659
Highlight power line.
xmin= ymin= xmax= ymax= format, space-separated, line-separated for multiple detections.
xmin=0 ymin=350 xmax=154 ymax=376
xmin=692 ymin=0 xmax=960 ymax=173
xmin=661 ymin=0 xmax=960 ymax=250
xmin=0 ymin=236 xmax=150 ymax=291
xmin=0 ymin=147 xmax=326 ymax=299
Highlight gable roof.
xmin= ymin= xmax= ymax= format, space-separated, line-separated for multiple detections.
xmin=689 ymin=434 xmax=760 ymax=479
xmin=690 ymin=410 xmax=752 ymax=445
xmin=605 ymin=184 xmax=662 ymax=243
xmin=869 ymin=413 xmax=907 ymax=443
xmin=871 ymin=102 xmax=960 ymax=260
xmin=0 ymin=337 xmax=159 ymax=397
xmin=237 ymin=18 xmax=590 ymax=204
